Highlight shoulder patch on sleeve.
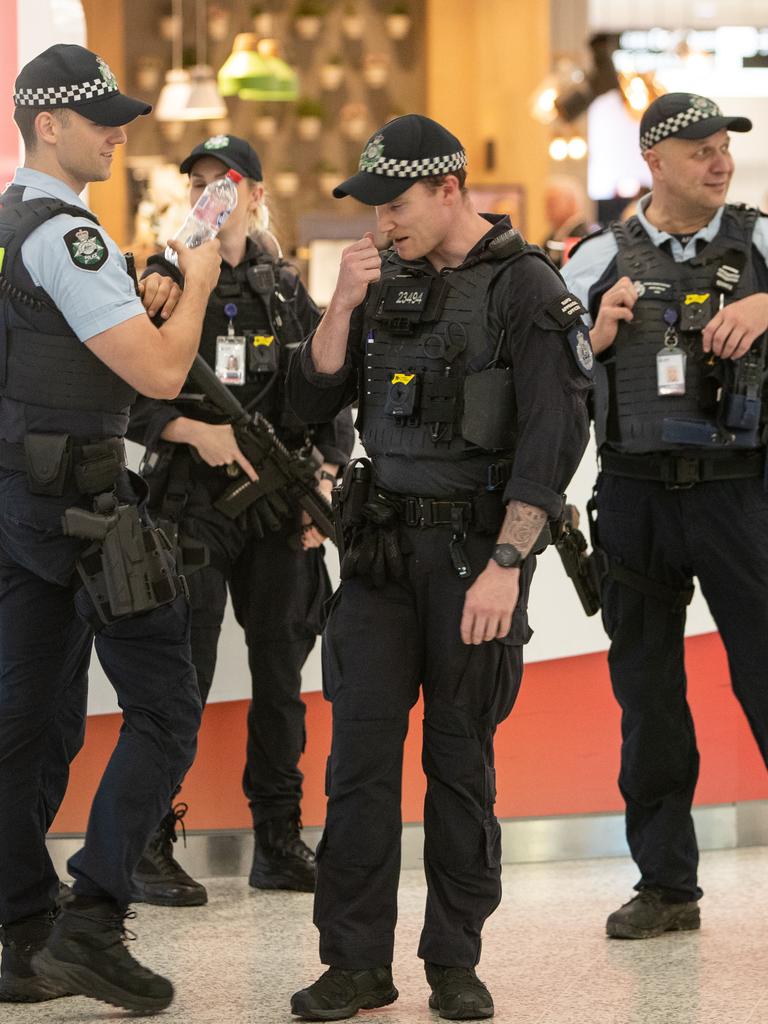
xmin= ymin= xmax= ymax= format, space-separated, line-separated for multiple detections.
xmin=566 ymin=323 xmax=594 ymax=378
xmin=63 ymin=226 xmax=109 ymax=272
xmin=534 ymin=292 xmax=587 ymax=331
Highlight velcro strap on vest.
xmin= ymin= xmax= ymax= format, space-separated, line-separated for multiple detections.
xmin=601 ymin=448 xmax=763 ymax=487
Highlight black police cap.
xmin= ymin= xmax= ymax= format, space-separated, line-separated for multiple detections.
xmin=639 ymin=92 xmax=751 ymax=153
xmin=333 ymin=114 xmax=467 ymax=205
xmin=179 ymin=135 xmax=263 ymax=180
xmin=14 ymin=44 xmax=150 ymax=126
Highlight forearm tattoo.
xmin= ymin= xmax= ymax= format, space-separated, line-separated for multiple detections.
xmin=497 ymin=500 xmax=547 ymax=556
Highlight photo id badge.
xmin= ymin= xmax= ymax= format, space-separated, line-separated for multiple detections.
xmin=215 ymin=335 xmax=246 ymax=385
xmin=657 ymin=346 xmax=686 ymax=396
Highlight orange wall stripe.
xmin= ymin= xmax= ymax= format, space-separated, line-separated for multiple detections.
xmin=51 ymin=633 xmax=768 ymax=834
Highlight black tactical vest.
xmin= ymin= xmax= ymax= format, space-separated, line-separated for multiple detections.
xmin=603 ymin=205 xmax=766 ymax=453
xmin=0 ymin=186 xmax=136 ymax=443
xmin=359 ymin=232 xmax=541 ymax=461
xmin=171 ymin=250 xmax=308 ymax=439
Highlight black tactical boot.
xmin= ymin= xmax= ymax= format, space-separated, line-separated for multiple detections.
xmin=32 ymin=896 xmax=173 ymax=1013
xmin=606 ymin=888 xmax=700 ymax=939
xmin=425 ymin=963 xmax=494 ymax=1020
xmin=249 ymin=814 xmax=317 ymax=892
xmin=133 ymin=803 xmax=208 ymax=907
xmin=0 ymin=911 xmax=72 ymax=1002
xmin=291 ymin=966 xmax=398 ymax=1020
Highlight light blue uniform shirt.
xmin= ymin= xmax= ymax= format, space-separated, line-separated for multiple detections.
xmin=562 ymin=192 xmax=768 ymax=319
xmin=13 ymin=167 xmax=146 ymax=342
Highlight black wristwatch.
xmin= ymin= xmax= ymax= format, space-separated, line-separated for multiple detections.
xmin=318 ymin=470 xmax=337 ymax=483
xmin=491 ymin=543 xmax=525 ymax=568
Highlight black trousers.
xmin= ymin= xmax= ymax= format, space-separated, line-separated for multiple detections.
xmin=596 ymin=472 xmax=768 ymax=901
xmin=0 ymin=470 xmax=201 ymax=924
xmin=314 ymin=526 xmax=535 ymax=969
xmin=180 ymin=482 xmax=331 ymax=826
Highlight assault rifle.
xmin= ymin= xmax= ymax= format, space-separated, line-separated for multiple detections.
xmin=554 ymin=504 xmax=603 ymax=616
xmin=186 ymin=356 xmax=337 ymax=545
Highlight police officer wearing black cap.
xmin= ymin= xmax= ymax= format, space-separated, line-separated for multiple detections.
xmin=0 ymin=44 xmax=221 ymax=1012
xmin=128 ymin=134 xmax=353 ymax=905
xmin=286 ymin=113 xmax=592 ymax=1021
xmin=562 ymin=92 xmax=768 ymax=940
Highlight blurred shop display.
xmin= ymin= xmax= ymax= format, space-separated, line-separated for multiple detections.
xmin=123 ymin=0 xmax=426 ymax=263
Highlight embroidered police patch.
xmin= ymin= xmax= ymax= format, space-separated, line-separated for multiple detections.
xmin=567 ymin=324 xmax=594 ymax=378
xmin=360 ymin=134 xmax=385 ymax=171
xmin=63 ymin=226 xmax=108 ymax=271
xmin=204 ymin=134 xmax=229 ymax=150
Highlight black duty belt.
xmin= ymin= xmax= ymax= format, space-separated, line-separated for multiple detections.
xmin=0 ymin=436 xmax=126 ymax=472
xmin=388 ymin=494 xmax=475 ymax=528
xmin=379 ymin=489 xmax=506 ymax=535
xmin=601 ymin=448 xmax=764 ymax=488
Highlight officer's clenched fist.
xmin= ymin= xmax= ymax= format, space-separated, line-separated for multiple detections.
xmin=333 ymin=232 xmax=381 ymax=312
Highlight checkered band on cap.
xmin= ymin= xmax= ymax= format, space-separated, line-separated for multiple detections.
xmin=13 ymin=77 xmax=118 ymax=108
xmin=640 ymin=104 xmax=720 ymax=152
xmin=360 ymin=149 xmax=467 ymax=179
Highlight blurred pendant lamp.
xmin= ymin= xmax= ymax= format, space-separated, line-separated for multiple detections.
xmin=218 ymin=33 xmax=299 ymax=101
xmin=178 ymin=0 xmax=227 ymax=120
xmin=155 ymin=0 xmax=192 ymax=122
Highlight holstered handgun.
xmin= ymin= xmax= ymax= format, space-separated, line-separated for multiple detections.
xmin=554 ymin=504 xmax=604 ymax=616
xmin=63 ymin=492 xmax=186 ymax=624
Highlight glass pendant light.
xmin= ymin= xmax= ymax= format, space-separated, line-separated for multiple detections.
xmin=178 ymin=0 xmax=227 ymax=121
xmin=218 ymin=33 xmax=299 ymax=102
xmin=155 ymin=0 xmax=192 ymax=122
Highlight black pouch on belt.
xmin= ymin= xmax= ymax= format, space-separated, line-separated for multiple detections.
xmin=23 ymin=433 xmax=72 ymax=496
xmin=74 ymin=441 xmax=123 ymax=495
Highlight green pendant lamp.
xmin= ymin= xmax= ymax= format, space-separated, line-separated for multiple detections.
xmin=218 ymin=34 xmax=299 ymax=102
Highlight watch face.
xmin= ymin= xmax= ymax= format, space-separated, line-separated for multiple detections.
xmin=493 ymin=543 xmax=523 ymax=568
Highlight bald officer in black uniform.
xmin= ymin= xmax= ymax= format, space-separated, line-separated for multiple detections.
xmin=0 ymin=45 xmax=220 ymax=1013
xmin=287 ymin=114 xmax=592 ymax=1021
xmin=563 ymin=93 xmax=768 ymax=941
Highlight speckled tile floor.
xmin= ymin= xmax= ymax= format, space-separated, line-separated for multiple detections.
xmin=3 ymin=846 xmax=766 ymax=1024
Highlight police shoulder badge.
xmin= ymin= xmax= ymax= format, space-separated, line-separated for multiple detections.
xmin=63 ymin=226 xmax=108 ymax=272
xmin=567 ymin=324 xmax=595 ymax=378
xmin=359 ymin=134 xmax=385 ymax=171
xmin=204 ymin=135 xmax=230 ymax=150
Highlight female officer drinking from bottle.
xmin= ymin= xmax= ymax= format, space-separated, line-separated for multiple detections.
xmin=129 ymin=135 xmax=354 ymax=906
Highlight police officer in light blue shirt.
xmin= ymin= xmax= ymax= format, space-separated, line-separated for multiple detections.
xmin=561 ymin=93 xmax=768 ymax=944
xmin=0 ymin=43 xmax=221 ymax=1013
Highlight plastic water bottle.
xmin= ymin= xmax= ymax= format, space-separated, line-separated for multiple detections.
xmin=164 ymin=169 xmax=241 ymax=265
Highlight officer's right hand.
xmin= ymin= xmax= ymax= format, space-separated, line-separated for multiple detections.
xmin=333 ymin=233 xmax=381 ymax=312
xmin=187 ymin=421 xmax=258 ymax=481
xmin=590 ymin=276 xmax=638 ymax=354
xmin=168 ymin=238 xmax=222 ymax=294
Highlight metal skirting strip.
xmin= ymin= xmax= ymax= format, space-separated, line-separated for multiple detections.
xmin=47 ymin=801 xmax=767 ymax=879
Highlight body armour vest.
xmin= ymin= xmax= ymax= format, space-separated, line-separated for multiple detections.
xmin=171 ymin=251 xmax=308 ymax=441
xmin=0 ymin=186 xmax=136 ymax=443
xmin=603 ymin=204 xmax=767 ymax=453
xmin=359 ymin=233 xmax=540 ymax=461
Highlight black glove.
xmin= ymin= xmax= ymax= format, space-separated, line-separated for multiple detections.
xmin=340 ymin=497 xmax=408 ymax=588
xmin=236 ymin=490 xmax=292 ymax=537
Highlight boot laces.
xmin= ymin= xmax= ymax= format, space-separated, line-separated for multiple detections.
xmin=65 ymin=907 xmax=138 ymax=949
xmin=167 ymin=802 xmax=190 ymax=847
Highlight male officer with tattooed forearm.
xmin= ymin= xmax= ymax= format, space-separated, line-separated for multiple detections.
xmin=285 ymin=114 xmax=592 ymax=1022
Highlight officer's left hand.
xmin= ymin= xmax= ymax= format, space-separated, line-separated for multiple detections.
xmin=300 ymin=475 xmax=335 ymax=549
xmin=139 ymin=272 xmax=182 ymax=320
xmin=702 ymin=293 xmax=768 ymax=360
xmin=460 ymin=563 xmax=520 ymax=645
